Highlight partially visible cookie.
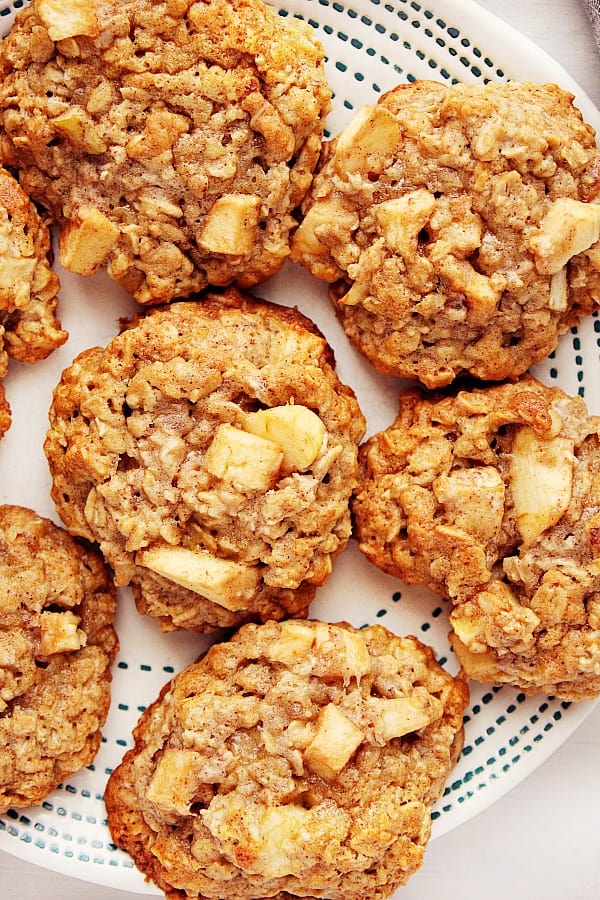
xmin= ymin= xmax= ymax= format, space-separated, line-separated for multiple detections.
xmin=0 ymin=504 xmax=118 ymax=814
xmin=45 ymin=289 xmax=365 ymax=633
xmin=0 ymin=0 xmax=331 ymax=304
xmin=292 ymin=80 xmax=600 ymax=388
xmin=105 ymin=619 xmax=468 ymax=900
xmin=0 ymin=386 xmax=9 ymax=440
xmin=0 ymin=166 xmax=67 ymax=438
xmin=352 ymin=375 xmax=600 ymax=700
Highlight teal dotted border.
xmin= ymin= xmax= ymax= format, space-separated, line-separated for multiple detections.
xmin=544 ymin=314 xmax=600 ymax=402
xmin=0 ymin=0 xmax=25 ymax=19
xmin=432 ymin=696 xmax=571 ymax=819
xmin=280 ymin=0 xmax=507 ymax=92
xmin=0 ymin=801 xmax=128 ymax=867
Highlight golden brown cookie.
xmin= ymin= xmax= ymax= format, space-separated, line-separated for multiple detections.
xmin=0 ymin=504 xmax=118 ymax=814
xmin=0 ymin=385 xmax=9 ymax=440
xmin=352 ymin=375 xmax=600 ymax=700
xmin=0 ymin=0 xmax=331 ymax=304
xmin=0 ymin=166 xmax=67 ymax=438
xmin=45 ymin=289 xmax=366 ymax=633
xmin=105 ymin=619 xmax=468 ymax=900
xmin=291 ymin=80 xmax=600 ymax=388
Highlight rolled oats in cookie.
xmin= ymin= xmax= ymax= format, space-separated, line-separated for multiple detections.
xmin=44 ymin=289 xmax=366 ymax=633
xmin=0 ymin=166 xmax=67 ymax=437
xmin=0 ymin=0 xmax=331 ymax=305
xmin=291 ymin=80 xmax=600 ymax=388
xmin=0 ymin=504 xmax=118 ymax=814
xmin=105 ymin=619 xmax=468 ymax=900
xmin=352 ymin=374 xmax=600 ymax=700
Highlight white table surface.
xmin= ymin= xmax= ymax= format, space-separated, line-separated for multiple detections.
xmin=2 ymin=1 xmax=600 ymax=898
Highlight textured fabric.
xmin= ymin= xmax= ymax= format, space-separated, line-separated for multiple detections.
xmin=582 ymin=0 xmax=600 ymax=46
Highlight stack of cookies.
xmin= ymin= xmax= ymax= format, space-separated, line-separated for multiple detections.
xmin=1 ymin=0 xmax=600 ymax=898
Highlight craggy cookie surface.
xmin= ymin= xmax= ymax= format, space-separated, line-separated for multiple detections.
xmin=0 ymin=166 xmax=67 ymax=437
xmin=353 ymin=375 xmax=600 ymax=700
xmin=105 ymin=619 xmax=468 ymax=900
xmin=292 ymin=80 xmax=600 ymax=387
xmin=45 ymin=289 xmax=365 ymax=633
xmin=0 ymin=0 xmax=331 ymax=303
xmin=0 ymin=504 xmax=118 ymax=813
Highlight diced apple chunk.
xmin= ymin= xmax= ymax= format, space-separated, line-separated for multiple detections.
xmin=368 ymin=696 xmax=440 ymax=742
xmin=335 ymin=105 xmax=400 ymax=173
xmin=137 ymin=545 xmax=259 ymax=610
xmin=197 ymin=193 xmax=261 ymax=255
xmin=450 ymin=614 xmax=480 ymax=646
xmin=339 ymin=629 xmax=371 ymax=681
xmin=243 ymin=404 xmax=325 ymax=474
xmin=435 ymin=254 xmax=504 ymax=320
xmin=433 ymin=465 xmax=505 ymax=543
xmin=338 ymin=277 xmax=370 ymax=307
xmin=313 ymin=624 xmax=371 ymax=681
xmin=52 ymin=108 xmax=107 ymax=154
xmin=201 ymin=794 xmax=345 ymax=878
xmin=0 ymin=258 xmax=36 ymax=308
xmin=304 ymin=703 xmax=364 ymax=779
xmin=265 ymin=620 xmax=316 ymax=666
xmin=374 ymin=190 xmax=436 ymax=257
xmin=509 ymin=427 xmax=574 ymax=544
xmin=146 ymin=749 xmax=200 ymax=815
xmin=529 ymin=198 xmax=600 ymax=274
xmin=548 ymin=266 xmax=568 ymax=311
xmin=38 ymin=610 xmax=85 ymax=656
xmin=205 ymin=423 xmax=283 ymax=491
xmin=59 ymin=206 xmax=119 ymax=275
xmin=292 ymin=196 xmax=348 ymax=258
xmin=36 ymin=0 xmax=99 ymax=40
xmin=449 ymin=635 xmax=502 ymax=681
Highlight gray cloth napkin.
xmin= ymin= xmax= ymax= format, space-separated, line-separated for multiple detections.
xmin=583 ymin=0 xmax=600 ymax=47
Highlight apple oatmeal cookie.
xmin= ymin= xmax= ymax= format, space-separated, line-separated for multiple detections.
xmin=0 ymin=0 xmax=331 ymax=304
xmin=352 ymin=375 xmax=600 ymax=700
xmin=105 ymin=619 xmax=468 ymax=900
xmin=0 ymin=504 xmax=118 ymax=814
xmin=291 ymin=80 xmax=600 ymax=388
xmin=44 ymin=289 xmax=366 ymax=633
xmin=0 ymin=166 xmax=67 ymax=438
xmin=0 ymin=387 xmax=9 ymax=441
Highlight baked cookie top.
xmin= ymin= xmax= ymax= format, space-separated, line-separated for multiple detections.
xmin=0 ymin=0 xmax=331 ymax=304
xmin=352 ymin=375 xmax=600 ymax=700
xmin=291 ymin=80 xmax=600 ymax=388
xmin=0 ymin=166 xmax=67 ymax=437
xmin=45 ymin=289 xmax=366 ymax=633
xmin=105 ymin=619 xmax=468 ymax=900
xmin=0 ymin=504 xmax=118 ymax=814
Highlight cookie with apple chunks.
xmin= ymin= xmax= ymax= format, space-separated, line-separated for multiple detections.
xmin=352 ymin=375 xmax=600 ymax=700
xmin=45 ymin=289 xmax=365 ymax=633
xmin=292 ymin=80 xmax=600 ymax=388
xmin=0 ymin=504 xmax=117 ymax=814
xmin=0 ymin=0 xmax=331 ymax=303
xmin=0 ymin=166 xmax=66 ymax=439
xmin=105 ymin=619 xmax=468 ymax=900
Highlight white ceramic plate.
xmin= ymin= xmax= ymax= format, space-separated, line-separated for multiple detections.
xmin=0 ymin=0 xmax=599 ymax=893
